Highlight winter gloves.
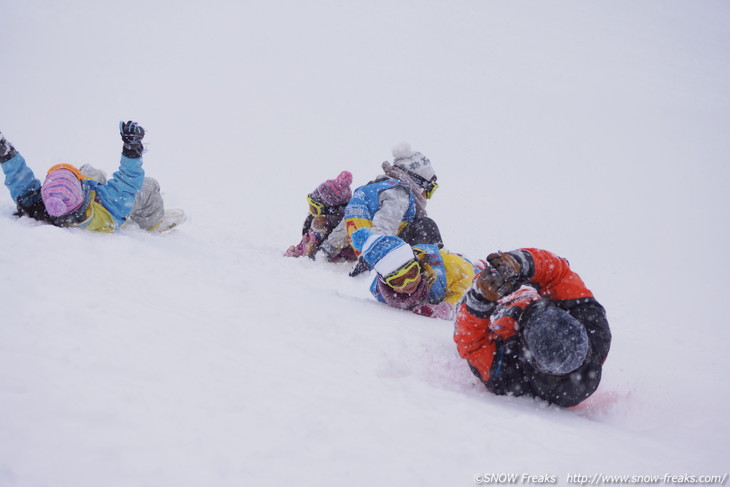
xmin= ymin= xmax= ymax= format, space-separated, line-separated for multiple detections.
xmin=3 ymin=124 xmax=144 ymax=162
xmin=348 ymin=256 xmax=369 ymax=277
xmin=284 ymin=230 xmax=321 ymax=258
xmin=120 ymin=121 xmax=145 ymax=159
xmin=474 ymin=252 xmax=523 ymax=301
xmin=0 ymin=132 xmax=17 ymax=163
xmin=316 ymin=239 xmax=340 ymax=262
xmin=412 ymin=301 xmax=454 ymax=320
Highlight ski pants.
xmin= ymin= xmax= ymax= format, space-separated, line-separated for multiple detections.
xmin=398 ymin=217 xmax=443 ymax=248
xmin=485 ymin=335 xmax=603 ymax=407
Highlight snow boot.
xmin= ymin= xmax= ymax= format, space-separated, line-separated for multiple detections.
xmin=149 ymin=209 xmax=186 ymax=233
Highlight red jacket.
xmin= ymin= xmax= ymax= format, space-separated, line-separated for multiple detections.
xmin=454 ymin=248 xmax=611 ymax=406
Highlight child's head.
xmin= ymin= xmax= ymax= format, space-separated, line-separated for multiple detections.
xmin=351 ymin=228 xmax=423 ymax=293
xmin=521 ymin=300 xmax=590 ymax=376
xmin=309 ymin=171 xmax=353 ymax=208
xmin=41 ymin=164 xmax=85 ymax=217
xmin=391 ymin=143 xmax=438 ymax=199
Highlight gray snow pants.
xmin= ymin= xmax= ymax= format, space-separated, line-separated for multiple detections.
xmin=80 ymin=164 xmax=165 ymax=230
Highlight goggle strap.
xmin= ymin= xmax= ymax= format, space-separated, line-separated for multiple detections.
xmin=47 ymin=163 xmax=85 ymax=181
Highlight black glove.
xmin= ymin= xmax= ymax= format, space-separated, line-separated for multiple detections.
xmin=119 ymin=121 xmax=145 ymax=158
xmin=474 ymin=252 xmax=522 ymax=301
xmin=348 ymin=256 xmax=370 ymax=277
xmin=486 ymin=252 xmax=522 ymax=281
xmin=0 ymin=132 xmax=17 ymax=163
xmin=313 ymin=240 xmax=338 ymax=261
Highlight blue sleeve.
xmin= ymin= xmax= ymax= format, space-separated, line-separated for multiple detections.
xmin=93 ymin=155 xmax=145 ymax=225
xmin=370 ymin=278 xmax=386 ymax=303
xmin=1 ymin=153 xmax=41 ymax=204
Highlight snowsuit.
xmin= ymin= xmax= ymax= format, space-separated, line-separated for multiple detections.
xmin=288 ymin=208 xmax=356 ymax=261
xmin=454 ymin=248 xmax=612 ymax=407
xmin=345 ymin=178 xmax=416 ymax=235
xmin=287 ymin=170 xmax=355 ymax=261
xmin=371 ymin=244 xmax=477 ymax=318
xmin=320 ymin=164 xmax=442 ymax=257
xmin=2 ymin=152 xmax=161 ymax=232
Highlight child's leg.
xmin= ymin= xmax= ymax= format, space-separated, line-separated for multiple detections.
xmin=129 ymin=177 xmax=165 ymax=230
xmin=399 ymin=217 xmax=443 ymax=247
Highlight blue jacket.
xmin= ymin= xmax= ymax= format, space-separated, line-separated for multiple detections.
xmin=370 ymin=244 xmax=478 ymax=308
xmin=344 ymin=178 xmax=417 ymax=224
xmin=2 ymin=152 xmax=145 ymax=231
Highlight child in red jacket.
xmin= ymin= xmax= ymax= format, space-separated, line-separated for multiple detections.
xmin=454 ymin=248 xmax=611 ymax=407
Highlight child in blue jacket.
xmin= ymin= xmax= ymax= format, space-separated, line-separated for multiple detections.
xmin=351 ymin=228 xmax=477 ymax=320
xmin=0 ymin=121 xmax=183 ymax=233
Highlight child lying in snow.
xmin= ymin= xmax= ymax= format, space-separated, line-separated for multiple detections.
xmin=315 ymin=144 xmax=443 ymax=269
xmin=454 ymin=249 xmax=612 ymax=407
xmin=0 ymin=121 xmax=184 ymax=233
xmin=350 ymin=227 xmax=477 ymax=320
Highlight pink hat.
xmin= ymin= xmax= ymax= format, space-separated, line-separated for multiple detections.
xmin=310 ymin=171 xmax=353 ymax=206
xmin=41 ymin=168 xmax=84 ymax=217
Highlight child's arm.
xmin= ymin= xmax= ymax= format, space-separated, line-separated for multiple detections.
xmin=454 ymin=288 xmax=499 ymax=383
xmin=1 ymin=152 xmax=42 ymax=205
xmin=1 ymin=133 xmax=41 ymax=207
xmin=93 ymin=121 xmax=146 ymax=226
xmin=93 ymin=155 xmax=145 ymax=226
xmin=521 ymin=248 xmax=594 ymax=300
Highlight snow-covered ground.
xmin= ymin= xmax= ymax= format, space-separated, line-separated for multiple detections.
xmin=1 ymin=1 xmax=728 ymax=486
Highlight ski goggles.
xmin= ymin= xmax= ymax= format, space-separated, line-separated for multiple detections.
xmin=424 ymin=180 xmax=439 ymax=199
xmin=384 ymin=259 xmax=422 ymax=290
xmin=307 ymin=196 xmax=346 ymax=218
xmin=307 ymin=195 xmax=326 ymax=217
xmin=407 ymin=171 xmax=439 ymax=200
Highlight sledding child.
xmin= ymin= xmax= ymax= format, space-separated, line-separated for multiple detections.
xmin=0 ymin=121 xmax=184 ymax=233
xmin=284 ymin=171 xmax=356 ymax=261
xmin=350 ymin=227 xmax=477 ymax=320
xmin=454 ymin=249 xmax=612 ymax=407
xmin=316 ymin=143 xmax=443 ymax=272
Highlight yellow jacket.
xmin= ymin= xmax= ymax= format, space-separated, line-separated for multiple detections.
xmin=414 ymin=246 xmax=477 ymax=306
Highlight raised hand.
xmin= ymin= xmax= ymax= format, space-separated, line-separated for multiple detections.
xmin=474 ymin=252 xmax=523 ymax=301
xmin=119 ymin=121 xmax=145 ymax=158
xmin=0 ymin=132 xmax=17 ymax=163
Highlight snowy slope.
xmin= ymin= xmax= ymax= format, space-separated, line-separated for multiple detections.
xmin=1 ymin=1 xmax=729 ymax=486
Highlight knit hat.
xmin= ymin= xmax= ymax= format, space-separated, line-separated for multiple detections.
xmin=392 ymin=142 xmax=436 ymax=183
xmin=351 ymin=228 xmax=415 ymax=276
xmin=310 ymin=171 xmax=353 ymax=206
xmin=522 ymin=302 xmax=589 ymax=376
xmin=41 ymin=168 xmax=84 ymax=217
